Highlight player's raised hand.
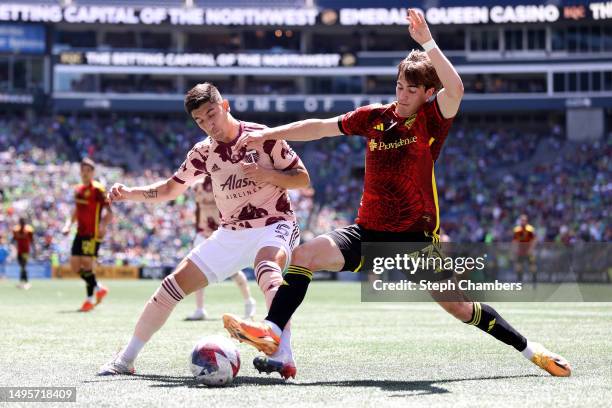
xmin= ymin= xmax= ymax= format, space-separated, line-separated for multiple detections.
xmin=108 ymin=183 xmax=131 ymax=203
xmin=241 ymin=162 xmax=271 ymax=184
xmin=407 ymin=8 xmax=432 ymax=45
xmin=237 ymin=130 xmax=266 ymax=150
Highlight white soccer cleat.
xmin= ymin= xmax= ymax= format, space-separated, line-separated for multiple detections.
xmin=185 ymin=308 xmax=208 ymax=321
xmin=98 ymin=355 xmax=135 ymax=376
xmin=244 ymin=298 xmax=256 ymax=319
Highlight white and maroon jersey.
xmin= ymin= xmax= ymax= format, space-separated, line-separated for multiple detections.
xmin=173 ymin=121 xmax=300 ymax=230
xmin=193 ymin=175 xmax=220 ymax=237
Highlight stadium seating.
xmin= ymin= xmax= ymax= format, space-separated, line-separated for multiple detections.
xmin=1 ymin=115 xmax=609 ymax=268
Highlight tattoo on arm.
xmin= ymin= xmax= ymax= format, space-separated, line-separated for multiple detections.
xmin=143 ymin=189 xmax=158 ymax=199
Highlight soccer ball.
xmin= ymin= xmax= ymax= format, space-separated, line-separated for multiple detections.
xmin=190 ymin=335 xmax=240 ymax=386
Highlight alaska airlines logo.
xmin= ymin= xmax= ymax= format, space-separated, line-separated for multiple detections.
xmin=220 ymin=174 xmax=256 ymax=191
xmin=368 ymin=136 xmax=417 ymax=152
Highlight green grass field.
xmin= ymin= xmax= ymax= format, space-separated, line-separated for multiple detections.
xmin=1 ymin=279 xmax=611 ymax=407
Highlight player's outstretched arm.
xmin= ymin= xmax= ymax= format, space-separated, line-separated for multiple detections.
xmin=238 ymin=117 xmax=341 ymax=149
xmin=108 ymin=177 xmax=189 ymax=204
xmin=98 ymin=204 xmax=113 ymax=238
xmin=61 ymin=210 xmax=76 ymax=235
xmin=407 ymin=8 xmax=464 ymax=118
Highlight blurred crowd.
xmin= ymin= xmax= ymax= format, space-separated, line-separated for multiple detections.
xmin=0 ymin=114 xmax=609 ymax=267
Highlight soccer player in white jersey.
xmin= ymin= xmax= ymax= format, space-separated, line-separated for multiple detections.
xmin=98 ymin=83 xmax=307 ymax=379
xmin=185 ymin=175 xmax=256 ymax=321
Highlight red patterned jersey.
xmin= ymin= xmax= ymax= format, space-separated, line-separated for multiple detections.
xmin=173 ymin=121 xmax=300 ymax=230
xmin=74 ymin=180 xmax=108 ymax=238
xmin=13 ymin=224 xmax=34 ymax=254
xmin=339 ymin=98 xmax=454 ymax=233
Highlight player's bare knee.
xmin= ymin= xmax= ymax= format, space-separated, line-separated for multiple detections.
xmin=173 ymin=258 xmax=208 ymax=295
xmin=291 ymin=244 xmax=316 ymax=270
xmin=254 ymin=246 xmax=286 ymax=270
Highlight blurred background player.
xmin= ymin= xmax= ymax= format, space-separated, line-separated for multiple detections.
xmin=225 ymin=8 xmax=571 ymax=378
xmin=185 ymin=175 xmax=256 ymax=321
xmin=513 ymin=214 xmax=537 ymax=287
xmin=62 ymin=158 xmax=112 ymax=312
xmin=12 ymin=217 xmax=35 ymax=289
xmin=0 ymin=235 xmax=8 ymax=280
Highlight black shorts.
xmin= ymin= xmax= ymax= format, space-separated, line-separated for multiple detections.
xmin=17 ymin=253 xmax=29 ymax=265
xmin=516 ymin=253 xmax=536 ymax=263
xmin=71 ymin=236 xmax=101 ymax=257
xmin=326 ymin=224 xmax=453 ymax=281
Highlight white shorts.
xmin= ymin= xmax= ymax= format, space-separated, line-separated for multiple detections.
xmin=188 ymin=221 xmax=300 ymax=284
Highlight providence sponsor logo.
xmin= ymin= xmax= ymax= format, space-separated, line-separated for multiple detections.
xmin=368 ymin=135 xmax=417 ymax=151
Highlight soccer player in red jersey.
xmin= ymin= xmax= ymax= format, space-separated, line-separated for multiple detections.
xmin=62 ymin=158 xmax=112 ymax=312
xmin=223 ymin=9 xmax=571 ymax=378
xmin=13 ymin=217 xmax=35 ymax=289
xmin=513 ymin=214 xmax=538 ymax=286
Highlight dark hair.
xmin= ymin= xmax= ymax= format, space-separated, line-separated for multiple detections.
xmin=397 ymin=50 xmax=442 ymax=91
xmin=184 ymin=82 xmax=222 ymax=114
xmin=81 ymin=157 xmax=96 ymax=169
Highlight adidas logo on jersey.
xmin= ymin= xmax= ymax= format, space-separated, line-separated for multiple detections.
xmin=372 ymin=123 xmax=384 ymax=131
xmin=211 ymin=164 xmax=221 ymax=172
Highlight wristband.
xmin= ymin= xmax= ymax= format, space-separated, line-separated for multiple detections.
xmin=422 ymin=39 xmax=437 ymax=52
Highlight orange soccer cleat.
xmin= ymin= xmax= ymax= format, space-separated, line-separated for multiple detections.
xmin=95 ymin=286 xmax=108 ymax=305
xmin=79 ymin=300 xmax=95 ymax=312
xmin=530 ymin=343 xmax=572 ymax=377
xmin=222 ymin=313 xmax=280 ymax=356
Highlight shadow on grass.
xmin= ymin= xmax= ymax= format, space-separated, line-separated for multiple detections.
xmin=86 ymin=373 xmax=539 ymax=395
xmin=182 ymin=318 xmax=222 ymax=322
xmin=57 ymin=310 xmax=82 ymax=314
xmin=295 ymin=374 xmax=540 ymax=396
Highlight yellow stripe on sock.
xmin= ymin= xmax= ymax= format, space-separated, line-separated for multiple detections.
xmin=288 ymin=266 xmax=313 ymax=277
xmin=286 ymin=267 xmax=313 ymax=280
xmin=468 ymin=302 xmax=482 ymax=326
xmin=288 ymin=265 xmax=312 ymax=273
xmin=474 ymin=302 xmax=482 ymax=326
xmin=287 ymin=271 xmax=313 ymax=280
